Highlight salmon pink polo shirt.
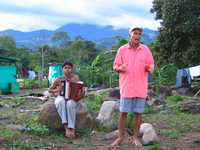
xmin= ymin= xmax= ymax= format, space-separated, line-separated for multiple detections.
xmin=113 ymin=43 xmax=154 ymax=98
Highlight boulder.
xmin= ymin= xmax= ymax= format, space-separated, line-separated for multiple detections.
xmin=96 ymin=101 xmax=119 ymax=128
xmin=181 ymin=100 xmax=200 ymax=113
xmin=39 ymin=100 xmax=94 ymax=130
xmin=158 ymin=86 xmax=172 ymax=97
xmin=139 ymin=123 xmax=158 ymax=145
xmin=109 ymin=88 xmax=120 ymax=99
xmin=147 ymin=89 xmax=163 ymax=106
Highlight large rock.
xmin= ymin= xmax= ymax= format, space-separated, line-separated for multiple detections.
xmin=39 ymin=100 xmax=94 ymax=130
xmin=109 ymin=87 xmax=120 ymax=99
xmin=158 ymin=86 xmax=173 ymax=97
xmin=147 ymin=89 xmax=163 ymax=106
xmin=139 ymin=123 xmax=158 ymax=145
xmin=181 ymin=100 xmax=200 ymax=113
xmin=96 ymin=101 xmax=119 ymax=128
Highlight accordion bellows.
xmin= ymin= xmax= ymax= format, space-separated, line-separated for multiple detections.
xmin=60 ymin=80 xmax=84 ymax=101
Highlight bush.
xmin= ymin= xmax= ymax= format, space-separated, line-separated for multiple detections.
xmin=19 ymin=79 xmax=48 ymax=89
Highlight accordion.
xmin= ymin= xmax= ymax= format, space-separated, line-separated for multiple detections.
xmin=60 ymin=80 xmax=84 ymax=101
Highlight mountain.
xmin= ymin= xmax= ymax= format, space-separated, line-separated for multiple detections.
xmin=0 ymin=23 xmax=158 ymax=49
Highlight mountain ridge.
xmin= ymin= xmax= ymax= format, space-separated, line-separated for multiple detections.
xmin=0 ymin=23 xmax=158 ymax=49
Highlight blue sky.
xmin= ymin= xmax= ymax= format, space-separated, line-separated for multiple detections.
xmin=0 ymin=0 xmax=160 ymax=31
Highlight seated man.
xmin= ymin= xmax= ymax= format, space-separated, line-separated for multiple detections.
xmin=48 ymin=61 xmax=81 ymax=138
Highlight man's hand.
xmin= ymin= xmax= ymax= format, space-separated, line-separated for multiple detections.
xmin=145 ymin=64 xmax=153 ymax=73
xmin=114 ymin=64 xmax=127 ymax=73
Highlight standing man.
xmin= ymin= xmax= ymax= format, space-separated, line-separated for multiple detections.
xmin=111 ymin=26 xmax=154 ymax=147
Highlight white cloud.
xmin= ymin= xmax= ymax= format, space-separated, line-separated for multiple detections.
xmin=0 ymin=0 xmax=160 ymax=31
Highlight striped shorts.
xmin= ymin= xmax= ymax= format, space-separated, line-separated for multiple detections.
xmin=119 ymin=97 xmax=146 ymax=113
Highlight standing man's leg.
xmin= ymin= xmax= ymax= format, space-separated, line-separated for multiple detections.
xmin=110 ymin=112 xmax=127 ymax=147
xmin=66 ymin=100 xmax=77 ymax=138
xmin=132 ymin=113 xmax=142 ymax=146
xmin=131 ymin=98 xmax=146 ymax=147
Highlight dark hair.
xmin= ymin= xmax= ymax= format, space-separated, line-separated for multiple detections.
xmin=62 ymin=61 xmax=73 ymax=68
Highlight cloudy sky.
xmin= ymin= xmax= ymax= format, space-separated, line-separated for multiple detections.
xmin=0 ymin=0 xmax=160 ymax=31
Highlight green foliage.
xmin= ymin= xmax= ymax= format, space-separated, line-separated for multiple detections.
xmin=126 ymin=113 xmax=134 ymax=129
xmin=160 ymin=129 xmax=180 ymax=139
xmin=76 ymin=128 xmax=93 ymax=138
xmin=52 ymin=31 xmax=70 ymax=47
xmin=151 ymin=0 xmax=200 ymax=67
xmin=19 ymin=79 xmax=48 ymax=89
xmin=83 ymin=92 xmax=108 ymax=113
xmin=25 ymin=117 xmax=50 ymax=136
xmin=0 ymin=97 xmax=26 ymax=107
xmin=0 ymin=35 xmax=16 ymax=50
xmin=160 ymin=127 xmax=192 ymax=139
xmin=144 ymin=144 xmax=162 ymax=150
xmin=144 ymin=105 xmax=158 ymax=114
xmin=166 ymin=95 xmax=183 ymax=103
xmin=152 ymin=63 xmax=177 ymax=91
xmin=8 ymin=140 xmax=48 ymax=150
xmin=0 ymin=128 xmax=16 ymax=139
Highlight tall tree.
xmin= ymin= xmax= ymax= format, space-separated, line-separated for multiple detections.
xmin=151 ymin=0 xmax=200 ymax=67
xmin=0 ymin=35 xmax=16 ymax=55
xmin=52 ymin=31 xmax=70 ymax=47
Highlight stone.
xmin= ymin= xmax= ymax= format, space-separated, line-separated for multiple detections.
xmin=158 ymin=86 xmax=172 ymax=97
xmin=181 ymin=100 xmax=200 ymax=113
xmin=39 ymin=100 xmax=94 ymax=130
xmin=139 ymin=123 xmax=158 ymax=145
xmin=147 ymin=89 xmax=163 ymax=106
xmin=96 ymin=101 xmax=119 ymax=128
xmin=109 ymin=88 xmax=120 ymax=99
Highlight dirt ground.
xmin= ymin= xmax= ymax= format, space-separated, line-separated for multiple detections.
xmin=1 ymin=88 xmax=200 ymax=150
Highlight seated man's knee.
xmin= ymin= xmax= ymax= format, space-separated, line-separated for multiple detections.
xmin=55 ymin=96 xmax=65 ymax=106
xmin=67 ymin=100 xmax=76 ymax=109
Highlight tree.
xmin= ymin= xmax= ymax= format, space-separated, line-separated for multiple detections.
xmin=52 ymin=31 xmax=70 ymax=47
xmin=151 ymin=0 xmax=200 ymax=67
xmin=0 ymin=35 xmax=16 ymax=55
xmin=66 ymin=39 xmax=97 ymax=64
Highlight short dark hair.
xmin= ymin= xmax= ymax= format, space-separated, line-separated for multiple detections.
xmin=62 ymin=61 xmax=73 ymax=68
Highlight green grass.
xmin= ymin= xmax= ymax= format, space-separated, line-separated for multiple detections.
xmin=0 ymin=128 xmax=17 ymax=139
xmin=19 ymin=79 xmax=48 ymax=89
xmin=144 ymin=144 xmax=163 ymax=150
xmin=24 ymin=117 xmax=50 ymax=136
xmin=0 ymin=97 xmax=26 ymax=108
xmin=165 ymin=95 xmax=184 ymax=104
xmin=83 ymin=91 xmax=109 ymax=113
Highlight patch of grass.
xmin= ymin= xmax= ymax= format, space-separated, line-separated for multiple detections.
xmin=160 ymin=129 xmax=181 ymax=139
xmin=0 ymin=128 xmax=16 ymax=139
xmin=144 ymin=106 xmax=158 ymax=114
xmin=95 ymin=125 xmax=115 ymax=133
xmin=83 ymin=91 xmax=109 ymax=112
xmin=20 ymin=79 xmax=48 ymax=89
xmin=24 ymin=117 xmax=50 ymax=136
xmin=76 ymin=128 xmax=92 ymax=138
xmin=166 ymin=95 xmax=183 ymax=104
xmin=144 ymin=144 xmax=163 ymax=150
xmin=8 ymin=140 xmax=44 ymax=150
xmin=0 ymin=97 xmax=26 ymax=107
xmin=164 ymin=95 xmax=184 ymax=112
xmin=126 ymin=113 xmax=134 ymax=129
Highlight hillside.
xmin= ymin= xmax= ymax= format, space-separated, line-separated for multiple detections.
xmin=0 ymin=23 xmax=158 ymax=49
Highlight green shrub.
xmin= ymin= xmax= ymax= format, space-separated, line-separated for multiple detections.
xmin=19 ymin=79 xmax=48 ymax=89
xmin=166 ymin=95 xmax=183 ymax=104
xmin=0 ymin=128 xmax=16 ymax=139
xmin=24 ymin=117 xmax=50 ymax=136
